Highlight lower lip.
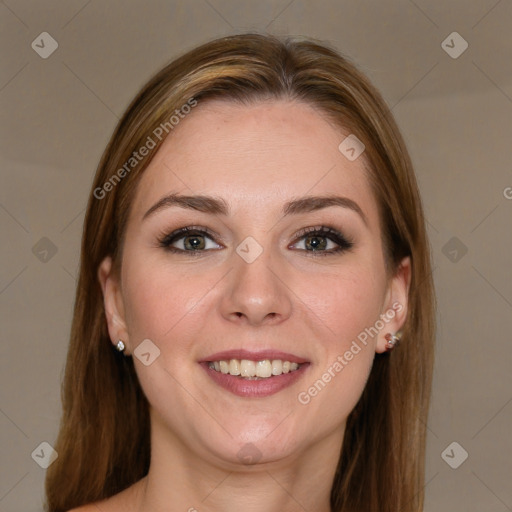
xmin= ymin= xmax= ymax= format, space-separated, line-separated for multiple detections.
xmin=199 ymin=362 xmax=310 ymax=398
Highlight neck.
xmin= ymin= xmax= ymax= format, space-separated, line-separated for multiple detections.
xmin=133 ymin=410 xmax=344 ymax=512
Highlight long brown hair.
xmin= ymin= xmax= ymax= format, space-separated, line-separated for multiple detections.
xmin=45 ymin=33 xmax=435 ymax=512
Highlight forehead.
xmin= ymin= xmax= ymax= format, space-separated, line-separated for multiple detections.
xmin=129 ymin=99 xmax=379 ymax=226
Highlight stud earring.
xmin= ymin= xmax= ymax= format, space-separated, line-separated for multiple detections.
xmin=384 ymin=332 xmax=401 ymax=351
xmin=115 ymin=340 xmax=126 ymax=352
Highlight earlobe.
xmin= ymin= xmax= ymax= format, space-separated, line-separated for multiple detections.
xmin=376 ymin=256 xmax=411 ymax=354
xmin=98 ymin=256 xmax=130 ymax=352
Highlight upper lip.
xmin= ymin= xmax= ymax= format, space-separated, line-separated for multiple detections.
xmin=199 ymin=349 xmax=309 ymax=364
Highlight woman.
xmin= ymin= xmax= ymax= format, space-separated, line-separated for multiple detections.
xmin=45 ymin=33 xmax=435 ymax=512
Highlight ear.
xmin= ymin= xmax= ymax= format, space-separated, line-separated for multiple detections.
xmin=375 ymin=256 xmax=411 ymax=354
xmin=98 ymin=256 xmax=130 ymax=353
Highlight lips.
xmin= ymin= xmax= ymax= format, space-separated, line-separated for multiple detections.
xmin=198 ymin=349 xmax=311 ymax=398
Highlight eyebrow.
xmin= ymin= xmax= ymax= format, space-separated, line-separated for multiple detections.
xmin=142 ymin=193 xmax=368 ymax=226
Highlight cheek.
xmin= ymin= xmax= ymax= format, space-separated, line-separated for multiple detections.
xmin=121 ymin=252 xmax=224 ymax=370
xmin=121 ymin=256 xmax=193 ymax=344
xmin=297 ymin=262 xmax=387 ymax=347
xmin=291 ymin=262 xmax=386 ymax=412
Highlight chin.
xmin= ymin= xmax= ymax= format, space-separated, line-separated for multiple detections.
xmin=204 ymin=424 xmax=302 ymax=467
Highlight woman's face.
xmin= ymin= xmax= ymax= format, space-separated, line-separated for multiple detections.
xmin=99 ymin=99 xmax=409 ymax=468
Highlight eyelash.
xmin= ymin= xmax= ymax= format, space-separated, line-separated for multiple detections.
xmin=157 ymin=225 xmax=354 ymax=257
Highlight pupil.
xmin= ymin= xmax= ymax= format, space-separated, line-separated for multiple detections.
xmin=307 ymin=236 xmax=326 ymax=251
xmin=187 ymin=236 xmax=203 ymax=250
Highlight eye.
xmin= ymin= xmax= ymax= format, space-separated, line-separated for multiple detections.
xmin=158 ymin=226 xmax=222 ymax=254
xmin=158 ymin=224 xmax=354 ymax=257
xmin=290 ymin=226 xmax=354 ymax=257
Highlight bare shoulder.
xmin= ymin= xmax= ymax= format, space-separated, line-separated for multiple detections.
xmin=65 ymin=498 xmax=122 ymax=512
xmin=66 ymin=501 xmax=112 ymax=512
xmin=66 ymin=500 xmax=115 ymax=512
xmin=65 ymin=478 xmax=146 ymax=512
xmin=66 ymin=506 xmax=101 ymax=512
xmin=63 ymin=494 xmax=122 ymax=512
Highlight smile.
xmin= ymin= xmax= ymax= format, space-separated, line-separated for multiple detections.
xmin=208 ymin=359 xmax=302 ymax=379
xmin=199 ymin=349 xmax=310 ymax=397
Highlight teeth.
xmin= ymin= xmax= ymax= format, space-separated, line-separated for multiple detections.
xmin=271 ymin=360 xmax=282 ymax=375
xmin=240 ymin=360 xmax=256 ymax=377
xmin=219 ymin=360 xmax=229 ymax=374
xmin=229 ymin=359 xmax=241 ymax=375
xmin=208 ymin=359 xmax=302 ymax=379
xmin=256 ymin=360 xmax=272 ymax=378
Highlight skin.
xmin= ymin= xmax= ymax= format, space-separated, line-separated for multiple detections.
xmin=78 ymin=99 xmax=410 ymax=512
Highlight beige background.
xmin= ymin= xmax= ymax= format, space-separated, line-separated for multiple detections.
xmin=1 ymin=1 xmax=511 ymax=511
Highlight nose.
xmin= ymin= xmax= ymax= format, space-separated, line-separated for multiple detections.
xmin=220 ymin=244 xmax=293 ymax=327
